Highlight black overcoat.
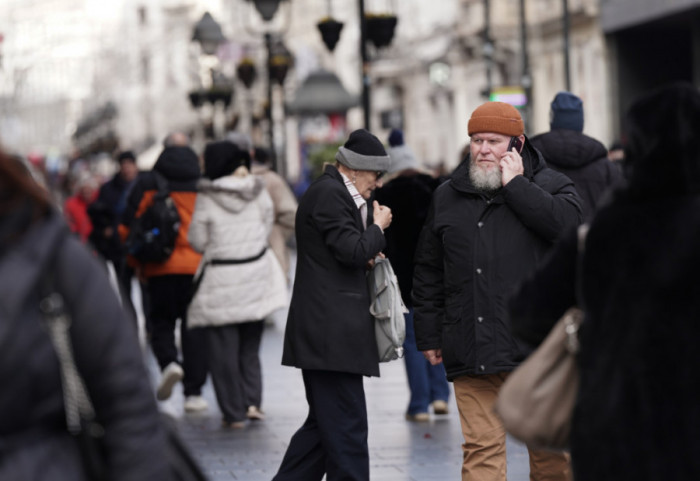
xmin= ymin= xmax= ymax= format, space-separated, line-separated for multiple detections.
xmin=412 ymin=142 xmax=582 ymax=380
xmin=281 ymin=165 xmax=385 ymax=377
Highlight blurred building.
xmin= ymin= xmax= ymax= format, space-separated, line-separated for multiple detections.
xmin=1 ymin=0 xmax=700 ymax=178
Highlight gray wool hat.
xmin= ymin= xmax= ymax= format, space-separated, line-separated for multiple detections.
xmin=335 ymin=129 xmax=391 ymax=172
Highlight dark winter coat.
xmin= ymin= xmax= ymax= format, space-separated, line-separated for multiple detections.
xmin=89 ymin=173 xmax=135 ymax=263
xmin=281 ymin=164 xmax=385 ymax=377
xmin=509 ymin=82 xmax=700 ymax=481
xmin=119 ymin=146 xmax=202 ymax=277
xmin=373 ymin=170 xmax=441 ymax=307
xmin=412 ymin=141 xmax=582 ymax=381
xmin=0 ymin=211 xmax=170 ymax=480
xmin=530 ymin=129 xmax=623 ymax=219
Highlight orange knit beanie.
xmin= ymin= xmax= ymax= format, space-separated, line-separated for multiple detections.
xmin=468 ymin=101 xmax=524 ymax=137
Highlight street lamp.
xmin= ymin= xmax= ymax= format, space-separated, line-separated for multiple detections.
xmin=246 ymin=0 xmax=285 ymax=21
xmin=316 ymin=0 xmax=398 ymax=131
xmin=242 ymin=0 xmax=293 ymax=175
xmin=192 ymin=12 xmax=227 ymax=55
xmin=189 ymin=12 xmax=233 ymax=141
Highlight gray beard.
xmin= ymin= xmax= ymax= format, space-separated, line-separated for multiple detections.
xmin=469 ymin=160 xmax=502 ymax=193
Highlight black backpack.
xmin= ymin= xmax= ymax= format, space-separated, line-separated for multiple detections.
xmin=125 ymin=172 xmax=181 ymax=263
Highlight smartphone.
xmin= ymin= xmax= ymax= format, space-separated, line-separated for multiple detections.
xmin=507 ymin=136 xmax=523 ymax=153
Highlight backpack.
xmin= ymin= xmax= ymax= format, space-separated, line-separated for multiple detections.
xmin=368 ymin=256 xmax=408 ymax=362
xmin=125 ymin=172 xmax=181 ymax=264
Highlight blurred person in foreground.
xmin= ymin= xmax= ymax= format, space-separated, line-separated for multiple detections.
xmin=119 ymin=145 xmax=209 ymax=413
xmin=187 ymin=141 xmax=287 ymax=428
xmin=509 ymin=82 xmax=700 ymax=481
xmin=412 ymin=101 xmax=582 ymax=481
xmin=0 ymin=149 xmax=171 ymax=479
xmin=273 ymin=129 xmax=393 ymax=481
xmin=373 ymin=128 xmax=450 ymax=422
xmin=530 ymin=91 xmax=623 ymax=220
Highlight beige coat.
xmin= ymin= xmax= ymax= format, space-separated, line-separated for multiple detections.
xmin=251 ymin=164 xmax=297 ymax=280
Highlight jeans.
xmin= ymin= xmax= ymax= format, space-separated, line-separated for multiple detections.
xmin=403 ymin=308 xmax=450 ymax=415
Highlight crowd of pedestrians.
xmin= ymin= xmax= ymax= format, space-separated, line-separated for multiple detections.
xmin=3 ymin=80 xmax=700 ymax=481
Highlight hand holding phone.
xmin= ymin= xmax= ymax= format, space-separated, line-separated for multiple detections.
xmin=507 ymin=136 xmax=523 ymax=154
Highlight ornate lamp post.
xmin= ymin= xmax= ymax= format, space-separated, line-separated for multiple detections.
xmin=316 ymin=0 xmax=398 ymax=131
xmin=242 ymin=0 xmax=293 ymax=175
xmin=189 ymin=12 xmax=233 ymax=140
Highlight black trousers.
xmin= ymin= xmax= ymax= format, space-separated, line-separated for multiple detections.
xmin=147 ymin=274 xmax=207 ymax=396
xmin=273 ymin=370 xmax=369 ymax=481
xmin=204 ymin=321 xmax=264 ymax=423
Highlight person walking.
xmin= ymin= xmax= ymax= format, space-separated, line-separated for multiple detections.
xmin=412 ymin=101 xmax=583 ymax=481
xmin=0 ymin=148 xmax=173 ymax=480
xmin=63 ymin=171 xmax=98 ymax=243
xmin=530 ymin=91 xmax=623 ymax=220
xmin=251 ymin=145 xmax=297 ymax=283
xmin=187 ymin=140 xmax=288 ymax=428
xmin=87 ymin=150 xmax=141 ymax=319
xmin=119 ymin=145 xmax=208 ymax=413
xmin=374 ymin=128 xmax=450 ymax=422
xmin=509 ymin=82 xmax=700 ymax=481
xmin=273 ymin=129 xmax=393 ymax=481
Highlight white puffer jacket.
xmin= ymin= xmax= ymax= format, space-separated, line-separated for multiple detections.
xmin=187 ymin=174 xmax=288 ymax=327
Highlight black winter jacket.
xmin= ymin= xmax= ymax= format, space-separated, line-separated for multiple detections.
xmin=530 ymin=129 xmax=623 ymax=219
xmin=374 ymin=171 xmax=441 ymax=307
xmin=282 ymin=165 xmax=385 ymax=377
xmin=0 ymin=212 xmax=170 ymax=480
xmin=412 ymin=142 xmax=582 ymax=380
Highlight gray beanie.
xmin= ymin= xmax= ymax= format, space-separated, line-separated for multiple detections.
xmin=335 ymin=129 xmax=391 ymax=172
xmin=226 ymin=131 xmax=253 ymax=152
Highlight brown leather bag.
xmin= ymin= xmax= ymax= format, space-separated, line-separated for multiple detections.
xmin=494 ymin=224 xmax=588 ymax=451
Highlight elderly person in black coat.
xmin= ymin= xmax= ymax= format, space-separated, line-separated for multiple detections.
xmin=0 ymin=151 xmax=172 ymax=479
xmin=509 ymin=82 xmax=700 ymax=481
xmin=273 ymin=129 xmax=393 ymax=481
xmin=413 ymin=101 xmax=582 ymax=480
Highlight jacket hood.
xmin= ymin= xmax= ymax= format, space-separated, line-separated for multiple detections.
xmin=153 ymin=146 xmax=201 ymax=181
xmin=449 ymin=137 xmax=545 ymax=194
xmin=530 ymin=130 xmax=608 ymax=169
xmin=197 ymin=175 xmax=266 ymax=213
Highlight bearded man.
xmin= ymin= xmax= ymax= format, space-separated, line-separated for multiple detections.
xmin=412 ymin=101 xmax=582 ymax=481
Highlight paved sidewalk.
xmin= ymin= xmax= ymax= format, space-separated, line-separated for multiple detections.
xmin=149 ymin=312 xmax=532 ymax=481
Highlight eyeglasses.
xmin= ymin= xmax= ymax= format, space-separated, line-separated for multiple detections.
xmin=374 ymin=171 xmax=384 ymax=181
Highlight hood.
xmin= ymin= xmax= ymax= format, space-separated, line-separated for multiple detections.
xmin=450 ymin=137 xmax=545 ymax=194
xmin=530 ymin=130 xmax=608 ymax=169
xmin=197 ymin=175 xmax=266 ymax=213
xmin=153 ymin=146 xmax=201 ymax=181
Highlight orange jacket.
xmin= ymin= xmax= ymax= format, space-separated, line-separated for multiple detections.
xmin=119 ymin=147 xmax=202 ymax=278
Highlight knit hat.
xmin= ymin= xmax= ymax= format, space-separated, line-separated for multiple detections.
xmin=468 ymin=102 xmax=524 ymax=137
xmin=388 ymin=128 xmax=404 ymax=147
xmin=117 ymin=150 xmax=136 ymax=164
xmin=226 ymin=131 xmax=253 ymax=153
xmin=203 ymin=141 xmax=251 ymax=180
xmin=386 ymin=129 xmax=418 ymax=173
xmin=550 ymin=92 xmax=584 ymax=132
xmin=335 ymin=129 xmax=391 ymax=172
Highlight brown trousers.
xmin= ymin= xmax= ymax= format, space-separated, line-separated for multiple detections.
xmin=453 ymin=373 xmax=571 ymax=481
